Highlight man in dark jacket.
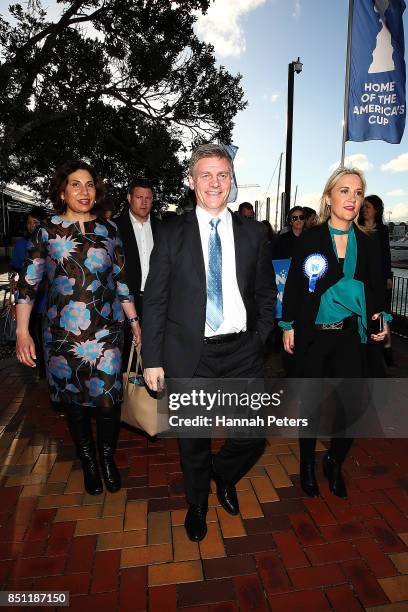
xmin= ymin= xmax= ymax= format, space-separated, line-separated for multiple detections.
xmin=142 ymin=144 xmax=276 ymax=542
xmin=116 ymin=180 xmax=158 ymax=367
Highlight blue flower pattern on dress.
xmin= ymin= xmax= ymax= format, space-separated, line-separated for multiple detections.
xmin=84 ymin=247 xmax=110 ymax=273
xmin=94 ymin=223 xmax=109 ymax=237
xmin=48 ymin=235 xmax=79 ymax=262
xmin=71 ymin=339 xmax=105 ymax=365
xmin=52 ymin=276 xmax=75 ymax=296
xmin=47 ymin=305 xmax=58 ymax=321
xmin=60 ymin=301 xmax=91 ymax=336
xmin=16 ymin=217 xmax=132 ymax=408
xmin=87 ymin=377 xmax=105 ymax=397
xmin=112 ymin=298 xmax=124 ymax=322
xmin=97 ymin=348 xmax=121 ymax=375
xmin=26 ymin=258 xmax=45 ymax=286
xmin=48 ymin=356 xmax=72 ymax=379
xmin=86 ymin=280 xmax=101 ymax=293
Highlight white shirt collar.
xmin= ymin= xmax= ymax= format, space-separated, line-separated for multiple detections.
xmin=195 ymin=205 xmax=230 ymax=228
xmin=129 ymin=209 xmax=151 ymax=228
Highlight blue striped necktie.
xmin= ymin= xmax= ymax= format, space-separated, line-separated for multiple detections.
xmin=206 ymin=218 xmax=223 ymax=331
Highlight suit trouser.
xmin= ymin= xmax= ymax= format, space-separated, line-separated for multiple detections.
xmin=178 ymin=331 xmax=265 ymax=505
xmin=298 ymin=325 xmax=363 ymax=464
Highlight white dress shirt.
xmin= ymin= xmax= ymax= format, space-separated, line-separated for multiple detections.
xmin=129 ymin=211 xmax=154 ymax=291
xmin=196 ymin=206 xmax=246 ymax=337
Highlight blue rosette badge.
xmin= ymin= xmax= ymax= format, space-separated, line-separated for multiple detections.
xmin=303 ymin=253 xmax=328 ymax=293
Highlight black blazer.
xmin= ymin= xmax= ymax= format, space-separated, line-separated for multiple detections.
xmin=282 ymin=222 xmax=386 ymax=350
xmin=374 ymin=224 xmax=392 ymax=282
xmin=115 ymin=211 xmax=159 ymax=299
xmin=141 ymin=209 xmax=277 ymax=377
xmin=272 ymin=229 xmax=301 ymax=259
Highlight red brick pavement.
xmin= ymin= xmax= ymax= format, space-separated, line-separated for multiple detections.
xmin=1 ymin=362 xmax=408 ymax=611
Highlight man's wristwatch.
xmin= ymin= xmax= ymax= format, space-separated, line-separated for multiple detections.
xmin=128 ymin=316 xmax=140 ymax=324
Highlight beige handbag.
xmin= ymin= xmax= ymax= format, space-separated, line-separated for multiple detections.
xmin=121 ymin=344 xmax=169 ymax=436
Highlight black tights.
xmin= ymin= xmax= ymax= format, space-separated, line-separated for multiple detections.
xmin=298 ymin=327 xmax=363 ymax=465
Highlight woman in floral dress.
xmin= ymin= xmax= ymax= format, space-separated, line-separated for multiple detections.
xmin=15 ymin=161 xmax=141 ymax=495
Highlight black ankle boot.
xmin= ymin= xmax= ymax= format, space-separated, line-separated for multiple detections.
xmin=383 ymin=347 xmax=396 ymax=367
xmin=65 ymin=405 xmax=103 ymax=496
xmin=96 ymin=408 xmax=121 ymax=493
xmin=300 ymin=462 xmax=319 ymax=497
xmin=323 ymin=453 xmax=347 ymax=498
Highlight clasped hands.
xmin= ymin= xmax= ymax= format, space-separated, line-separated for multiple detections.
xmin=283 ymin=313 xmax=387 ymax=354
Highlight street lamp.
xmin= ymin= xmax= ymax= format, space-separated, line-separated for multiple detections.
xmin=283 ymin=57 xmax=303 ymax=224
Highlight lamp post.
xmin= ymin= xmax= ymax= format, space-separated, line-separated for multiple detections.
xmin=283 ymin=57 xmax=303 ymax=222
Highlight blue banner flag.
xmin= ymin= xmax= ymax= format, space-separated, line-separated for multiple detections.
xmin=272 ymin=258 xmax=291 ymax=319
xmin=221 ymin=143 xmax=239 ymax=203
xmin=347 ymin=0 xmax=406 ymax=144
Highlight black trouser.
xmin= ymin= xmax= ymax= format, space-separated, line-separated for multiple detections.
xmin=298 ymin=324 xmax=363 ymax=464
xmin=178 ymin=331 xmax=265 ymax=505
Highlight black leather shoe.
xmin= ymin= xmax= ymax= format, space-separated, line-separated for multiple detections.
xmin=213 ymin=472 xmax=239 ymax=515
xmin=300 ymin=462 xmax=319 ymax=497
xmin=323 ymin=453 xmax=347 ymax=499
xmin=184 ymin=504 xmax=208 ymax=542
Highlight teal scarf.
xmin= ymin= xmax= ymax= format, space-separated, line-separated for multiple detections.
xmin=315 ymin=224 xmax=368 ymax=342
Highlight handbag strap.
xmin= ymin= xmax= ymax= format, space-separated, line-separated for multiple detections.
xmin=124 ymin=343 xmax=143 ymax=389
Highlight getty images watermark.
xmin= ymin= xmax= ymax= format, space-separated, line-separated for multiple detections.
xmin=156 ymin=378 xmax=408 ymax=439
xmin=167 ymin=388 xmax=308 ymax=429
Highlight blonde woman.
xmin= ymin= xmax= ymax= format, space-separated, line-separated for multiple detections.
xmin=280 ymin=167 xmax=390 ymax=499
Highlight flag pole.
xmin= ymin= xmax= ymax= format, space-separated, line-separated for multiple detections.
xmin=341 ymin=0 xmax=354 ymax=167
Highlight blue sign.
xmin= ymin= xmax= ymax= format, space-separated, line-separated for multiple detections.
xmin=347 ymin=0 xmax=406 ymax=144
xmin=272 ymin=258 xmax=291 ymax=319
xmin=222 ymin=143 xmax=239 ymax=203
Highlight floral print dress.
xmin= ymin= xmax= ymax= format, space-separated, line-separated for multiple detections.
xmin=16 ymin=215 xmax=133 ymax=408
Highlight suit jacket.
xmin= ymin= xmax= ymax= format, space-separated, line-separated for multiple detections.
xmin=142 ymin=209 xmax=277 ymax=377
xmin=115 ymin=210 xmax=159 ymax=300
xmin=282 ymin=221 xmax=386 ymax=352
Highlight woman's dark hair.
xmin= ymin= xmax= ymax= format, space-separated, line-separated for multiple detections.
xmin=27 ymin=207 xmax=48 ymax=222
xmin=287 ymin=206 xmax=304 ymax=225
xmin=49 ymin=160 xmax=106 ymax=214
xmin=261 ymin=219 xmax=275 ymax=242
xmin=358 ymin=194 xmax=385 ymax=226
xmin=302 ymin=206 xmax=316 ymax=220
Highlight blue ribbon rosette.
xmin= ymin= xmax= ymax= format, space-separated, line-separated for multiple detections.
xmin=303 ymin=253 xmax=328 ymax=293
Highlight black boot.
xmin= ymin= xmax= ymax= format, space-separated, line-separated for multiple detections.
xmin=300 ymin=462 xmax=319 ymax=497
xmin=323 ymin=453 xmax=347 ymax=499
xmin=383 ymin=347 xmax=397 ymax=367
xmin=65 ymin=404 xmax=103 ymax=496
xmin=96 ymin=406 xmax=121 ymax=493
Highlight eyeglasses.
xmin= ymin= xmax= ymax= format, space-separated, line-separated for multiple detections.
xmin=290 ymin=215 xmax=305 ymax=222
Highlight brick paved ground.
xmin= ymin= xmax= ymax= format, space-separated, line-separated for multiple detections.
xmin=1 ymin=355 xmax=408 ymax=611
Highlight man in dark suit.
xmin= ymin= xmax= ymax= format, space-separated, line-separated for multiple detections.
xmin=116 ymin=180 xmax=158 ymax=367
xmin=142 ymin=144 xmax=276 ymax=541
